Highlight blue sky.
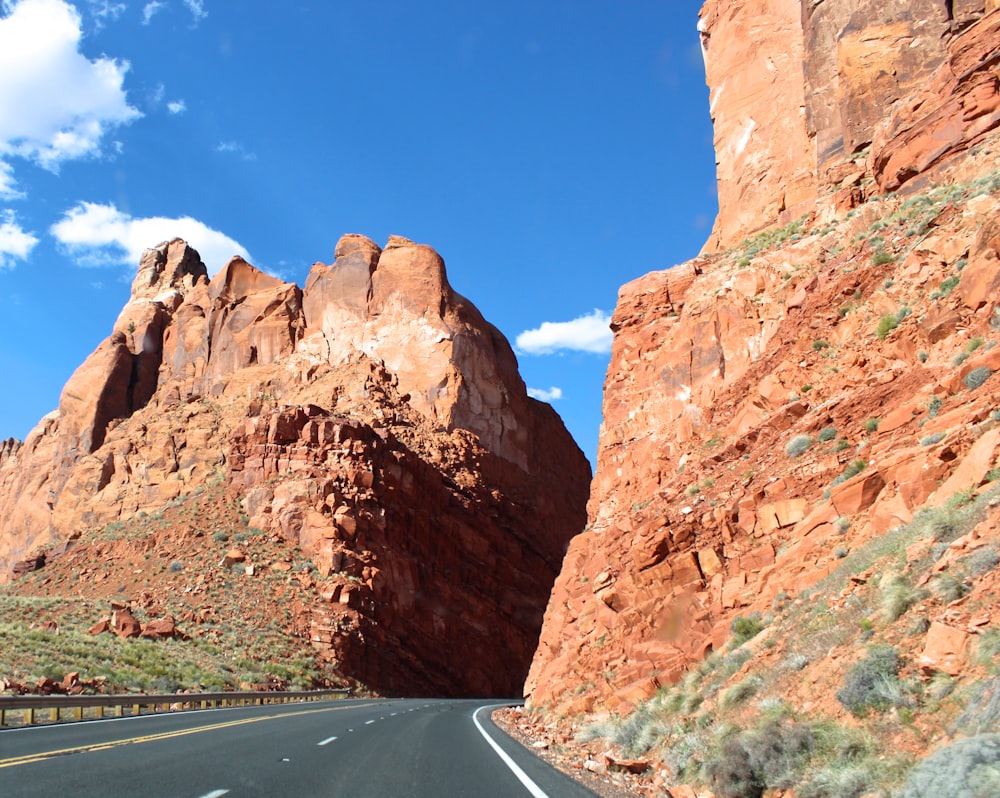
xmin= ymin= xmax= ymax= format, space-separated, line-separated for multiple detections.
xmin=0 ymin=0 xmax=716 ymax=464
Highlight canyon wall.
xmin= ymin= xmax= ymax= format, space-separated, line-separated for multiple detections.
xmin=527 ymin=3 xmax=1000 ymax=716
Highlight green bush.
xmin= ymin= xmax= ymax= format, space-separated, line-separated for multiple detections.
xmin=965 ymin=366 xmax=994 ymax=391
xmin=836 ymin=646 xmax=902 ymax=716
xmin=920 ymin=432 xmax=945 ymax=446
xmin=832 ymin=459 xmax=867 ymax=486
xmin=896 ymin=734 xmax=1000 ymax=798
xmin=877 ymin=314 xmax=900 ymax=340
xmin=731 ymin=613 xmax=765 ymax=646
xmin=871 ymin=249 xmax=895 ymax=266
xmin=786 ymin=434 xmax=814 ymax=457
xmin=818 ymin=426 xmax=837 ymax=442
xmin=863 ymin=417 xmax=880 ymax=433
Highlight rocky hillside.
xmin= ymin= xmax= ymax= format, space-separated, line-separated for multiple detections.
xmin=522 ymin=3 xmax=1000 ymax=795
xmin=0 ymin=234 xmax=590 ymax=697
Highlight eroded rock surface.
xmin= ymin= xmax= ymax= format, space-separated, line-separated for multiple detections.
xmin=0 ymin=235 xmax=590 ymax=696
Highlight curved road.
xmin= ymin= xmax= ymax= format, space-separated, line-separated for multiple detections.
xmin=0 ymin=698 xmax=596 ymax=797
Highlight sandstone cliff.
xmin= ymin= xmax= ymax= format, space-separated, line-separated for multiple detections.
xmin=527 ymin=2 xmax=1000 ymax=732
xmin=0 ymin=234 xmax=591 ymax=697
xmin=701 ymin=0 xmax=1000 ymax=250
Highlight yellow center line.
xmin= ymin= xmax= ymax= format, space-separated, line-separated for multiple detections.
xmin=0 ymin=701 xmax=378 ymax=769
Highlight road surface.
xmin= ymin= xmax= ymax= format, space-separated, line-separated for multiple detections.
xmin=0 ymin=697 xmax=596 ymax=797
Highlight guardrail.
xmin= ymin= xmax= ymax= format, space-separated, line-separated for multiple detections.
xmin=0 ymin=688 xmax=351 ymax=727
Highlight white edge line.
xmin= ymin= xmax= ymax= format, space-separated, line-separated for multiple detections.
xmin=198 ymin=790 xmax=229 ymax=798
xmin=473 ymin=705 xmax=549 ymax=798
xmin=317 ymin=736 xmax=337 ymax=746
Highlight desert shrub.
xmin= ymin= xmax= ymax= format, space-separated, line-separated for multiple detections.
xmin=720 ymin=675 xmax=762 ymax=709
xmin=798 ymin=764 xmax=876 ymax=798
xmin=731 ymin=613 xmax=764 ymax=647
xmin=837 ymin=646 xmax=901 ymax=716
xmin=881 ymin=572 xmax=928 ymax=620
xmin=954 ymin=678 xmax=1000 ymax=735
xmin=920 ymin=432 xmax=945 ymax=446
xmin=833 ymin=438 xmax=850 ymax=452
xmin=707 ymin=739 xmax=764 ymax=798
xmin=863 ymin=417 xmax=881 ymax=433
xmin=786 ymin=434 xmax=814 ymax=457
xmin=168 ymin=560 xmax=184 ymax=573
xmin=705 ymin=719 xmax=817 ymax=798
xmin=932 ymin=571 xmax=970 ymax=602
xmin=871 ymin=249 xmax=895 ymax=266
xmin=818 ymin=426 xmax=837 ymax=442
xmin=876 ymin=315 xmax=899 ymax=339
xmin=964 ymin=546 xmax=1000 ymax=578
xmin=685 ymin=484 xmax=701 ymax=497
xmin=965 ymin=366 xmax=994 ymax=391
xmin=813 ymin=340 xmax=830 ymax=351
xmin=832 ymin=459 xmax=868 ymax=486
xmin=212 ymin=530 xmax=229 ymax=543
xmin=897 ymin=734 xmax=1000 ymax=798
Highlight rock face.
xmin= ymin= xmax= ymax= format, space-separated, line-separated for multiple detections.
xmin=0 ymin=235 xmax=590 ymax=697
xmin=701 ymin=0 xmax=998 ymax=250
xmin=526 ymin=4 xmax=1000 ymax=716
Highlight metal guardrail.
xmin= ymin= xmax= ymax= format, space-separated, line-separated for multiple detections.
xmin=0 ymin=688 xmax=351 ymax=727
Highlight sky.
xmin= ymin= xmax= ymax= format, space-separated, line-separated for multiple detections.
xmin=0 ymin=0 xmax=716 ymax=465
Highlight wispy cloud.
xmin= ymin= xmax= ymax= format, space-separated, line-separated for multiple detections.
xmin=216 ymin=140 xmax=256 ymax=161
xmin=141 ymin=0 xmax=165 ymax=25
xmin=516 ymin=309 xmax=613 ymax=355
xmin=182 ymin=0 xmax=205 ymax=22
xmin=85 ymin=0 xmax=125 ymax=28
xmin=0 ymin=0 xmax=140 ymax=190
xmin=527 ymin=386 xmax=563 ymax=402
xmin=0 ymin=209 xmax=38 ymax=269
xmin=167 ymin=99 xmax=186 ymax=115
xmin=50 ymin=201 xmax=250 ymax=274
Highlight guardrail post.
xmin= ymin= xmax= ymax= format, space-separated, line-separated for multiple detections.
xmin=132 ymin=703 xmax=140 ymax=717
xmin=25 ymin=707 xmax=34 ymax=725
xmin=75 ymin=706 xmax=83 ymax=721
xmin=50 ymin=707 xmax=59 ymax=723
xmin=115 ymin=704 xmax=123 ymax=717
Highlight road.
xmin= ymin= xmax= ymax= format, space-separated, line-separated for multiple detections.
xmin=0 ymin=697 xmax=597 ymax=797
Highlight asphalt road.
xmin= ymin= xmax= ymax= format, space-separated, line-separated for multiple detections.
xmin=0 ymin=698 xmax=596 ymax=797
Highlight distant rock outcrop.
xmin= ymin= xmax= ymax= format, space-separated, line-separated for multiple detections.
xmin=0 ymin=235 xmax=590 ymax=696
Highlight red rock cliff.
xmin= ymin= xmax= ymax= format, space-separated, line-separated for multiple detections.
xmin=527 ymin=4 xmax=1000 ymax=716
xmin=701 ymin=0 xmax=998 ymax=250
xmin=0 ymin=235 xmax=590 ymax=697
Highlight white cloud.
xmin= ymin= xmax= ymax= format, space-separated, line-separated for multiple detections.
xmin=167 ymin=99 xmax=186 ymax=115
xmin=216 ymin=140 xmax=256 ymax=161
xmin=0 ymin=209 xmax=38 ymax=269
xmin=0 ymin=0 xmax=140 ymax=183
xmin=85 ymin=0 xmax=125 ymax=26
xmin=141 ymin=0 xmax=165 ymax=25
xmin=527 ymin=386 xmax=563 ymax=402
xmin=0 ymin=160 xmax=20 ymax=199
xmin=51 ymin=201 xmax=250 ymax=274
xmin=182 ymin=0 xmax=205 ymax=22
xmin=516 ymin=309 xmax=614 ymax=355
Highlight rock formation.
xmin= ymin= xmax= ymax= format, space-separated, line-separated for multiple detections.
xmin=701 ymin=0 xmax=999 ymax=250
xmin=0 ymin=235 xmax=590 ymax=697
xmin=527 ymin=2 xmax=1000 ymax=719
